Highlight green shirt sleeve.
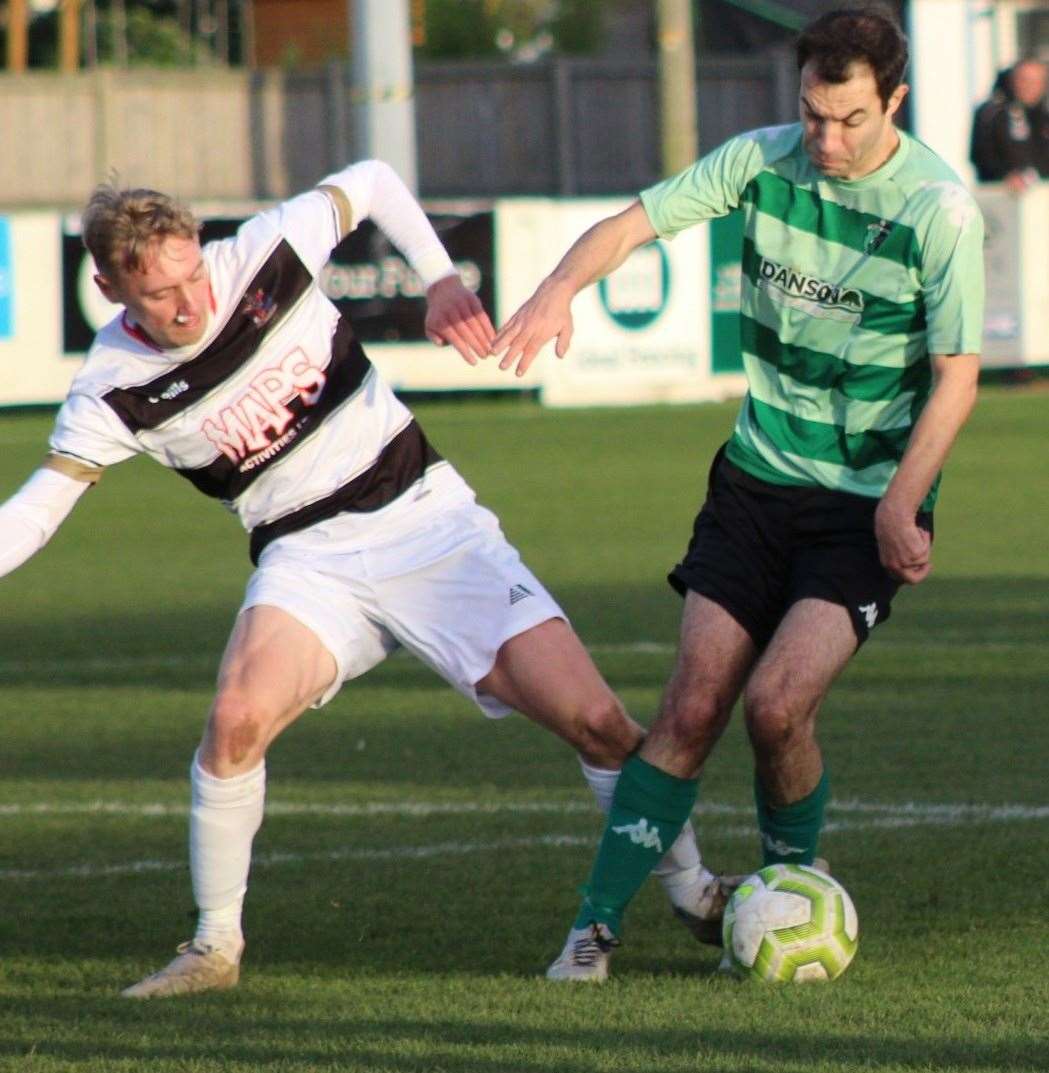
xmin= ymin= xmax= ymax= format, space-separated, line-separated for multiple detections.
xmin=916 ymin=184 xmax=986 ymax=356
xmin=640 ymin=125 xmax=800 ymax=238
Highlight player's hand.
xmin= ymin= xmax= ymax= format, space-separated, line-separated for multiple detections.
xmin=424 ymin=274 xmax=495 ymax=365
xmin=874 ymin=500 xmax=932 ymax=584
xmin=490 ymin=280 xmax=574 ymax=378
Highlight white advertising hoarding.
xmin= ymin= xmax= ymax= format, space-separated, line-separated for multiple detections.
xmin=973 ymin=185 xmax=1049 ymax=368
xmin=497 ymin=199 xmax=741 ymax=408
xmin=0 ymin=214 xmax=74 ymax=407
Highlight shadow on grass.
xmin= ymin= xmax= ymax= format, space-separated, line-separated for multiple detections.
xmin=2 ymin=575 xmax=1047 ymax=692
xmin=0 ymin=1006 xmax=1044 ymax=1072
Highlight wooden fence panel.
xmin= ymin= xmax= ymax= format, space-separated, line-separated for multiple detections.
xmin=0 ymin=52 xmax=799 ymax=206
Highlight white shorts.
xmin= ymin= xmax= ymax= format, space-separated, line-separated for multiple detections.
xmin=240 ymin=501 xmax=564 ymax=717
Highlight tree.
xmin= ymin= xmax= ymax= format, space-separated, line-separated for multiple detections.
xmin=418 ymin=0 xmax=605 ymax=60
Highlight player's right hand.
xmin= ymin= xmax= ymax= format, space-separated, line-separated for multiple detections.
xmin=490 ymin=280 xmax=574 ymax=378
xmin=874 ymin=502 xmax=932 ymax=585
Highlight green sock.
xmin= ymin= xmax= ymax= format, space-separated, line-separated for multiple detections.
xmin=754 ymin=769 xmax=829 ymax=866
xmin=574 ymin=755 xmax=698 ymax=935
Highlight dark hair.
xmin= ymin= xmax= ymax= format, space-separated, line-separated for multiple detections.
xmin=796 ymin=6 xmax=909 ymax=109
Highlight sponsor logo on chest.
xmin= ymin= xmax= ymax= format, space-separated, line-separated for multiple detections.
xmin=757 ymin=256 xmax=864 ymax=320
xmin=201 ymin=347 xmax=327 ymax=470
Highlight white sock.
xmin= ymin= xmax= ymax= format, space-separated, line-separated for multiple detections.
xmin=578 ymin=757 xmax=717 ymax=910
xmin=189 ymin=750 xmax=265 ymax=953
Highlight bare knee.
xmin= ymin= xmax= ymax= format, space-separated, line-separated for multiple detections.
xmin=652 ymin=686 xmax=733 ymax=763
xmin=743 ymin=683 xmax=813 ymax=764
xmin=570 ymin=694 xmax=643 ymax=769
xmin=201 ymin=690 xmax=273 ymax=774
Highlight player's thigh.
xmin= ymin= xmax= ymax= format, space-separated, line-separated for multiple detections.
xmin=478 ymin=617 xmax=643 ymax=755
xmin=371 ymin=503 xmax=568 ymax=720
xmin=216 ymin=603 xmax=338 ymax=718
xmin=203 ymin=604 xmax=341 ymax=772
xmin=641 ymin=592 xmax=758 ymax=777
xmin=744 ymin=598 xmax=857 ymax=727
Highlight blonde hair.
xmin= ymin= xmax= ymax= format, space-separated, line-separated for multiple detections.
xmin=81 ymin=183 xmax=200 ymax=278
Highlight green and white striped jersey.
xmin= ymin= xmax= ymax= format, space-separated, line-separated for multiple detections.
xmin=640 ymin=124 xmax=984 ymax=508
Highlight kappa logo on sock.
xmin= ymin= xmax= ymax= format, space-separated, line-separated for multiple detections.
xmin=611 ymin=817 xmax=664 ymax=854
xmin=762 ymin=833 xmax=807 ymax=857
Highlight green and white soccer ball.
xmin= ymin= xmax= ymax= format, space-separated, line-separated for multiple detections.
xmin=722 ymin=863 xmax=859 ymax=982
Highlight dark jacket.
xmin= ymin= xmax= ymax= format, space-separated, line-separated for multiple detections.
xmin=970 ymin=68 xmax=1049 ymax=181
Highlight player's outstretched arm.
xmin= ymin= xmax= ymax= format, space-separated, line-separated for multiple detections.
xmin=490 ymin=200 xmax=657 ymax=378
xmin=874 ymin=353 xmax=979 ymax=585
xmin=0 ymin=463 xmax=96 ymax=578
xmin=317 ymin=159 xmax=494 ymax=365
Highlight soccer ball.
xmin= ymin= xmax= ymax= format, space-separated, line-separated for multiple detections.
xmin=722 ymin=863 xmax=858 ymax=982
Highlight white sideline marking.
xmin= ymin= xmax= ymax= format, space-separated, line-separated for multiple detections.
xmin=2 ymin=798 xmax=1048 ymax=822
xmin=0 ymin=637 xmax=1044 ymax=677
xmin=1 ymin=799 xmax=1045 ymax=882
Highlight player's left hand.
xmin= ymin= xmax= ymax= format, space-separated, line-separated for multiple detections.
xmin=874 ymin=500 xmax=932 ymax=584
xmin=425 ymin=274 xmax=495 ymax=365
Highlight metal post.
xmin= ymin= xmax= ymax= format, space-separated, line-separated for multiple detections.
xmin=656 ymin=0 xmax=698 ymax=176
xmin=350 ymin=0 xmax=419 ymax=191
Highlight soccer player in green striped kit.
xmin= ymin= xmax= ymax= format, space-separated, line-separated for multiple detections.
xmin=492 ymin=6 xmax=984 ymax=980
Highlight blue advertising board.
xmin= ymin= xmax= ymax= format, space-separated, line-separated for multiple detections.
xmin=0 ymin=218 xmax=12 ymax=339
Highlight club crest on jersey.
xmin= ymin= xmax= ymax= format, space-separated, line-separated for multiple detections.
xmin=865 ymin=219 xmax=893 ymax=254
xmin=242 ymin=288 xmax=277 ymax=328
xmin=757 ymin=256 xmax=864 ymax=320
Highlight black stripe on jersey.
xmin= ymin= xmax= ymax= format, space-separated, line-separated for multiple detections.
xmin=175 ymin=316 xmax=371 ymax=501
xmin=248 ymin=421 xmax=443 ymax=565
xmin=102 ymin=239 xmax=313 ymax=433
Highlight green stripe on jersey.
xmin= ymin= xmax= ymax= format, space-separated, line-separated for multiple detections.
xmin=746 ymin=395 xmax=911 ymax=468
xmin=741 ymin=171 xmax=922 ymax=270
xmin=740 ymin=315 xmax=932 ymax=401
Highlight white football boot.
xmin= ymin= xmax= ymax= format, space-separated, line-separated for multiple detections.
xmin=546 ymin=922 xmax=621 ymax=983
xmin=672 ymin=872 xmax=746 ymax=946
xmin=121 ymin=939 xmax=242 ymax=999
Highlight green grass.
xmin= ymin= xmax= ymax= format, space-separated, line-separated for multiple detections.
xmin=0 ymin=388 xmax=1047 ymax=1072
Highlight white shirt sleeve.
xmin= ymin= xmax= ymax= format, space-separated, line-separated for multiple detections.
xmin=319 ymin=159 xmax=457 ymax=288
xmin=257 ymin=160 xmax=457 ymax=289
xmin=49 ymin=392 xmax=142 ymax=469
xmin=0 ymin=468 xmax=91 ymax=578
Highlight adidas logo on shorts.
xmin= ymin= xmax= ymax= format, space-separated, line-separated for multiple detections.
xmin=509 ymin=584 xmax=534 ymax=605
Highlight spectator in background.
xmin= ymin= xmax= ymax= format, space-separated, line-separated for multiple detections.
xmin=970 ymin=58 xmax=1049 ymax=192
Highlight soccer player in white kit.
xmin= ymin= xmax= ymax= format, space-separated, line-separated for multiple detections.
xmin=0 ymin=161 xmax=734 ymax=997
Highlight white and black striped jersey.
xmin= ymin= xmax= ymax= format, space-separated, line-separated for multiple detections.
xmin=49 ymin=182 xmax=474 ymax=563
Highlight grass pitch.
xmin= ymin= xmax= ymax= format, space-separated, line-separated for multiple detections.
xmin=0 ymin=388 xmax=1047 ymax=1072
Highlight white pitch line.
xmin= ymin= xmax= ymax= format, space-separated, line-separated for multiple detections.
xmin=2 ymin=798 xmax=1047 ymax=823
xmin=1 ymin=798 xmax=1046 ymax=821
xmin=0 ymin=835 xmax=600 ymax=882
xmin=1 ymin=801 xmax=1046 ymax=882
xmin=1 ymin=637 xmax=1045 ymax=677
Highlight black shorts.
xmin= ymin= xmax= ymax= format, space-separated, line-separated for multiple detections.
xmin=668 ymin=447 xmax=933 ymax=650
